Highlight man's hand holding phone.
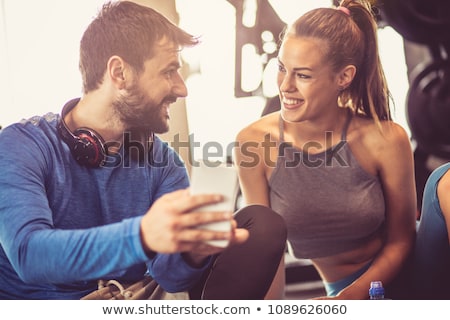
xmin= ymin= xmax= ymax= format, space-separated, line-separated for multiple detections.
xmin=139 ymin=161 xmax=248 ymax=263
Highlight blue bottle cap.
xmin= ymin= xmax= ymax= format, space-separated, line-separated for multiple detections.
xmin=369 ymin=281 xmax=385 ymax=297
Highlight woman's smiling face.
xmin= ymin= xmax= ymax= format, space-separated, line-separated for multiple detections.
xmin=277 ymin=36 xmax=341 ymax=123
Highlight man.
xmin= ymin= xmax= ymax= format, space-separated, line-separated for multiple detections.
xmin=0 ymin=1 xmax=286 ymax=299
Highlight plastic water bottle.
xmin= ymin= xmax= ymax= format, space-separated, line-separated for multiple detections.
xmin=369 ymin=281 xmax=385 ymax=299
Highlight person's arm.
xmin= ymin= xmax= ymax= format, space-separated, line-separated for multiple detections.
xmin=437 ymin=169 xmax=450 ymax=244
xmin=234 ymin=126 xmax=286 ymax=299
xmin=336 ymin=122 xmax=417 ymax=299
xmin=234 ymin=126 xmax=271 ymax=207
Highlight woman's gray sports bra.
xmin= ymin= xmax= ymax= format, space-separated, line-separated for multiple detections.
xmin=269 ymin=112 xmax=386 ymax=259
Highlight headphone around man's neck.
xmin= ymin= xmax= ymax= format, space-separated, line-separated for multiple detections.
xmin=57 ymin=99 xmax=107 ymax=168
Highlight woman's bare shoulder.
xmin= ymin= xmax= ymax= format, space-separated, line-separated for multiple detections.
xmin=351 ymin=115 xmax=411 ymax=147
xmin=347 ymin=115 xmax=413 ymax=174
xmin=236 ymin=111 xmax=280 ymax=142
xmin=437 ymin=166 xmax=450 ymax=225
xmin=438 ymin=167 xmax=450 ymax=196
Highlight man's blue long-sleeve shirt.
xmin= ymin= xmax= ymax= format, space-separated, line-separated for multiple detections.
xmin=0 ymin=107 xmax=207 ymax=299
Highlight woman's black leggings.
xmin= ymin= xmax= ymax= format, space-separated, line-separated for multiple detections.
xmin=189 ymin=204 xmax=287 ymax=300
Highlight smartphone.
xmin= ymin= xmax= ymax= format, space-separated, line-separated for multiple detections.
xmin=189 ymin=160 xmax=239 ymax=247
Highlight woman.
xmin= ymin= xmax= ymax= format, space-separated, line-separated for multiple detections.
xmin=411 ymin=163 xmax=450 ymax=299
xmin=234 ymin=0 xmax=417 ymax=299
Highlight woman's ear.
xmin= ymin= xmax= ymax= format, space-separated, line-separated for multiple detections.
xmin=337 ymin=64 xmax=356 ymax=90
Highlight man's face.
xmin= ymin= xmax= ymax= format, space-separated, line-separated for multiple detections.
xmin=113 ymin=38 xmax=187 ymax=133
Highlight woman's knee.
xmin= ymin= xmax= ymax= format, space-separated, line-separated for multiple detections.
xmin=234 ymin=204 xmax=287 ymax=245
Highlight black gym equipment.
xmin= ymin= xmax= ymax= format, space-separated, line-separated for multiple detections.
xmin=407 ymin=45 xmax=450 ymax=159
xmin=379 ymin=0 xmax=450 ymax=45
xmin=378 ymin=0 xmax=450 ymax=159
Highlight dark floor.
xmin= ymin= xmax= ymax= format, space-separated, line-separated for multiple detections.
xmin=285 ymin=280 xmax=326 ymax=299
xmin=283 ymin=254 xmax=326 ymax=299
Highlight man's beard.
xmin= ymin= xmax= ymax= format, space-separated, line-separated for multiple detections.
xmin=112 ymin=84 xmax=172 ymax=134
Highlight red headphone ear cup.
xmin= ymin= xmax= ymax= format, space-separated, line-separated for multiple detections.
xmin=72 ymin=128 xmax=107 ymax=167
xmin=57 ymin=99 xmax=108 ymax=168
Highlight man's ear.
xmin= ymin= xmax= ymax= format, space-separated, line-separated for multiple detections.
xmin=337 ymin=64 xmax=356 ymax=90
xmin=107 ymin=55 xmax=127 ymax=89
